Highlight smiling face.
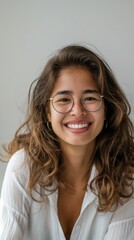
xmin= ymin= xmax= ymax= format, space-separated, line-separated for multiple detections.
xmin=47 ymin=67 xmax=105 ymax=150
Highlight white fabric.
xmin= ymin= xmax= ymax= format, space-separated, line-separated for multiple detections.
xmin=0 ymin=149 xmax=134 ymax=240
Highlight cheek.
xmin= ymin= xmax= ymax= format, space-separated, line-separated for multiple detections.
xmin=50 ymin=115 xmax=64 ymax=137
xmin=48 ymin=109 xmax=63 ymax=128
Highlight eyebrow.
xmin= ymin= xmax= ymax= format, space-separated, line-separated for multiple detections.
xmin=55 ymin=89 xmax=98 ymax=95
xmin=83 ymin=89 xmax=98 ymax=94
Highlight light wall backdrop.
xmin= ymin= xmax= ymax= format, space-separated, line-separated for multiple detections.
xmin=0 ymin=0 xmax=134 ymax=190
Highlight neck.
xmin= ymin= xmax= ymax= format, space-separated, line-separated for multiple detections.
xmin=60 ymin=142 xmax=95 ymax=187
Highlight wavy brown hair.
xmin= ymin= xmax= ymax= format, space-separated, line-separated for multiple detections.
xmin=5 ymin=44 xmax=134 ymax=211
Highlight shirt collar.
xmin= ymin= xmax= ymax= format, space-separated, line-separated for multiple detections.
xmin=80 ymin=165 xmax=98 ymax=213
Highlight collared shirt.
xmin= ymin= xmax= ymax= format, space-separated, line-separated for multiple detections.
xmin=0 ymin=149 xmax=134 ymax=240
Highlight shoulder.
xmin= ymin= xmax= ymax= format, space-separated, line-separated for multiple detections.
xmin=104 ymin=197 xmax=134 ymax=240
xmin=3 ymin=149 xmax=30 ymax=187
xmin=7 ymin=148 xmax=28 ymax=172
xmin=111 ymin=196 xmax=134 ymax=223
xmin=8 ymin=148 xmax=27 ymax=167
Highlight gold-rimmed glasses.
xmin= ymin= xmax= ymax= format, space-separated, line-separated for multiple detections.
xmin=49 ymin=91 xmax=104 ymax=114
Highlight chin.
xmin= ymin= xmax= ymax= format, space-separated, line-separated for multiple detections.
xmin=63 ymin=139 xmax=95 ymax=147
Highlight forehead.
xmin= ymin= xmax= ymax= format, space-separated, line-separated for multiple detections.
xmin=52 ymin=67 xmax=98 ymax=95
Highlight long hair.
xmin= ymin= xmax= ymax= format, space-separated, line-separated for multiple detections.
xmin=5 ymin=44 xmax=134 ymax=211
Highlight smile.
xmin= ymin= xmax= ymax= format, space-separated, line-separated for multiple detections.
xmin=67 ymin=123 xmax=89 ymax=129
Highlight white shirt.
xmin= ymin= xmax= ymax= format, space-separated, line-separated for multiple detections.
xmin=0 ymin=149 xmax=134 ymax=240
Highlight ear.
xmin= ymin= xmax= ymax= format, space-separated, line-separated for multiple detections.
xmin=47 ymin=112 xmax=51 ymax=122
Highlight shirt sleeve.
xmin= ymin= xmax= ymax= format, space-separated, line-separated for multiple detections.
xmin=0 ymin=150 xmax=32 ymax=240
xmin=104 ymin=198 xmax=134 ymax=240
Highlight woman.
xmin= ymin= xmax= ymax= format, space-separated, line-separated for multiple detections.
xmin=0 ymin=44 xmax=134 ymax=240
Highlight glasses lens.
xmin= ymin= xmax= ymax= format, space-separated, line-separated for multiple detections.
xmin=53 ymin=94 xmax=73 ymax=113
xmin=81 ymin=92 xmax=102 ymax=112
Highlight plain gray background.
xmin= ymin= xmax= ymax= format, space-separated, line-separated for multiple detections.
xmin=0 ymin=0 xmax=134 ymax=191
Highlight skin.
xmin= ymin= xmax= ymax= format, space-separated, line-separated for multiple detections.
xmin=47 ymin=67 xmax=105 ymax=238
xmin=48 ymin=67 xmax=105 ymax=161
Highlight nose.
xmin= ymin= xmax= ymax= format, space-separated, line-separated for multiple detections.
xmin=69 ymin=97 xmax=86 ymax=117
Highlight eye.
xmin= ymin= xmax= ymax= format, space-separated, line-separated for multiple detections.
xmin=58 ymin=98 xmax=71 ymax=103
xmin=82 ymin=93 xmax=100 ymax=103
xmin=83 ymin=96 xmax=98 ymax=102
xmin=54 ymin=94 xmax=72 ymax=104
xmin=84 ymin=97 xmax=97 ymax=101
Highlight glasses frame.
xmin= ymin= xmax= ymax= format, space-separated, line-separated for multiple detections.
xmin=49 ymin=93 xmax=104 ymax=114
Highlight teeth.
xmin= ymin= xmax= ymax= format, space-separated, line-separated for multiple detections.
xmin=67 ymin=123 xmax=88 ymax=129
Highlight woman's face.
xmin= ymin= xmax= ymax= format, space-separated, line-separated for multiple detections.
xmin=47 ymin=67 xmax=105 ymax=149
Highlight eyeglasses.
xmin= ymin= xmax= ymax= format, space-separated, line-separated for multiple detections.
xmin=49 ymin=92 xmax=104 ymax=114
